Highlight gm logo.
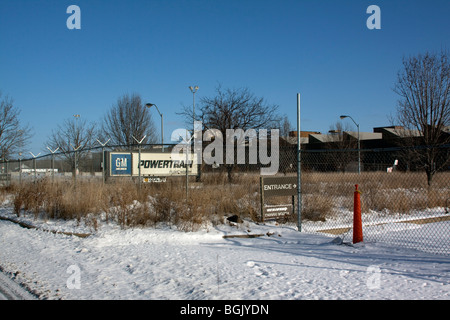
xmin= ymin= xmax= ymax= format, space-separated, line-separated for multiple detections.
xmin=115 ymin=157 xmax=128 ymax=170
xmin=111 ymin=153 xmax=132 ymax=176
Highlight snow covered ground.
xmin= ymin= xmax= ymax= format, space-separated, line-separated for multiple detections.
xmin=0 ymin=204 xmax=449 ymax=302
xmin=0 ymin=268 xmax=37 ymax=300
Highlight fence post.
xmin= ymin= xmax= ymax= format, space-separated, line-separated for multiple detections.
xmin=353 ymin=184 xmax=363 ymax=243
xmin=47 ymin=147 xmax=59 ymax=183
xmin=96 ymin=139 xmax=110 ymax=185
xmin=19 ymin=155 xmax=22 ymax=185
xmin=297 ymin=93 xmax=302 ymax=232
xmin=260 ymin=176 xmax=265 ymax=222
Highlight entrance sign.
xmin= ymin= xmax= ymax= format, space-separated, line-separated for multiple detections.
xmin=260 ymin=176 xmax=297 ymax=222
xmin=262 ymin=176 xmax=298 ymax=197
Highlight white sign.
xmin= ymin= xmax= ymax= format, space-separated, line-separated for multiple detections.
xmin=132 ymin=152 xmax=198 ymax=177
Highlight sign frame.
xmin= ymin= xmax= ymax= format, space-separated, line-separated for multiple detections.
xmin=107 ymin=151 xmax=198 ymax=178
xmin=109 ymin=152 xmax=132 ymax=176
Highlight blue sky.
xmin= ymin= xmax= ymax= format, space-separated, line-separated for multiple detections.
xmin=1 ymin=0 xmax=449 ymax=155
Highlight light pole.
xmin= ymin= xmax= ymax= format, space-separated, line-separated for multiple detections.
xmin=70 ymin=143 xmax=81 ymax=187
xmin=189 ymin=86 xmax=199 ymax=181
xmin=73 ymin=114 xmax=80 ymax=179
xmin=188 ymin=86 xmax=199 ymax=126
xmin=145 ymin=103 xmax=164 ymax=152
xmin=340 ymin=115 xmax=360 ymax=174
xmin=18 ymin=152 xmax=22 ymax=185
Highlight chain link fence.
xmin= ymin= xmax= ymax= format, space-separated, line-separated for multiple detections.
xmin=203 ymin=143 xmax=450 ymax=255
xmin=1 ymin=143 xmax=449 ymax=255
xmin=276 ymin=145 xmax=450 ymax=255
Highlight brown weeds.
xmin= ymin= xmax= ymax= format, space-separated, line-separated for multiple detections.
xmin=4 ymin=170 xmax=449 ymax=230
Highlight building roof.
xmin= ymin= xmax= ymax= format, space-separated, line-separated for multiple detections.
xmin=308 ymin=134 xmax=340 ymax=144
xmin=380 ymin=127 xmax=422 ymax=138
xmin=282 ymin=136 xmax=309 ymax=144
xmin=282 ymin=125 xmax=449 ymax=146
xmin=288 ymin=131 xmax=320 ymax=138
xmin=344 ymin=131 xmax=382 ymax=140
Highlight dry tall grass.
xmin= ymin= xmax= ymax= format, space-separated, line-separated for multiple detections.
xmin=3 ymin=170 xmax=449 ymax=231
xmin=7 ymin=174 xmax=261 ymax=231
xmin=301 ymin=171 xmax=450 ymax=216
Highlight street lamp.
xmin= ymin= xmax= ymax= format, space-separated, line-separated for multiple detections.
xmin=73 ymin=114 xmax=80 ymax=179
xmin=18 ymin=152 xmax=22 ymax=185
xmin=340 ymin=115 xmax=361 ymax=174
xmin=188 ymin=86 xmax=199 ymax=126
xmin=145 ymin=103 xmax=164 ymax=152
xmin=73 ymin=114 xmax=80 ymax=138
xmin=188 ymin=86 xmax=199 ymax=182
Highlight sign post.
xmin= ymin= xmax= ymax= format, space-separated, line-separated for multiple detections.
xmin=259 ymin=93 xmax=302 ymax=228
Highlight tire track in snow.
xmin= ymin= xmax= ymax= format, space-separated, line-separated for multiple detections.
xmin=0 ymin=270 xmax=37 ymax=300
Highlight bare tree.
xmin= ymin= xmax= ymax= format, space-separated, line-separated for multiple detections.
xmin=47 ymin=116 xmax=97 ymax=175
xmin=198 ymin=86 xmax=279 ymax=133
xmin=181 ymin=86 xmax=280 ymax=181
xmin=102 ymin=93 xmax=157 ymax=147
xmin=393 ymin=50 xmax=450 ymax=185
xmin=0 ymin=92 xmax=32 ymax=160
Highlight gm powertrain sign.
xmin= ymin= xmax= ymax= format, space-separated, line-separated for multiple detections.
xmin=109 ymin=152 xmax=197 ymax=177
xmin=110 ymin=153 xmax=132 ymax=176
